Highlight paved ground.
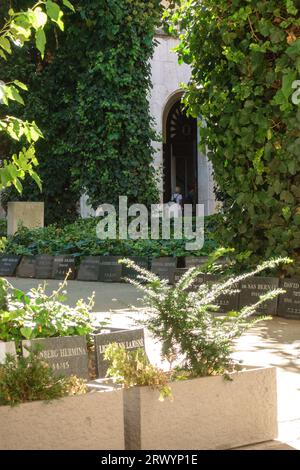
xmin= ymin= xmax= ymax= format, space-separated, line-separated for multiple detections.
xmin=5 ymin=277 xmax=144 ymax=311
xmin=6 ymin=277 xmax=300 ymax=450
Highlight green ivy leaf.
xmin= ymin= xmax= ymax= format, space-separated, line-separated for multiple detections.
xmin=0 ymin=36 xmax=12 ymax=54
xmin=46 ymin=1 xmax=64 ymax=30
xmin=12 ymin=80 xmax=28 ymax=91
xmin=20 ymin=327 xmax=34 ymax=340
xmin=63 ymin=0 xmax=75 ymax=12
xmin=35 ymin=28 xmax=46 ymax=58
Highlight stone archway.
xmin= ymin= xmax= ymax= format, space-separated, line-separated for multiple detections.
xmin=163 ymin=98 xmax=198 ymax=203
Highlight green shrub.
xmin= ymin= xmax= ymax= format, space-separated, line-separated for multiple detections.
xmin=119 ymin=257 xmax=290 ymax=377
xmin=104 ymin=343 xmax=172 ymax=401
xmin=3 ymin=217 xmax=218 ymax=258
xmin=0 ymin=276 xmax=100 ymax=342
xmin=0 ymin=348 xmax=87 ymax=406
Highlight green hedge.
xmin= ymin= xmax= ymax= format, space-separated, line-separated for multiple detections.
xmin=2 ymin=216 xmax=218 ymax=258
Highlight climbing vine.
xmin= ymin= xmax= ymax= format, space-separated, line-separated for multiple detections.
xmin=166 ymin=0 xmax=300 ymax=273
xmin=1 ymin=0 xmax=161 ymax=224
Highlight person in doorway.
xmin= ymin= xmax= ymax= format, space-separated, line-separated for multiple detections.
xmin=171 ymin=186 xmax=183 ymax=207
xmin=186 ymin=186 xmax=196 ymax=206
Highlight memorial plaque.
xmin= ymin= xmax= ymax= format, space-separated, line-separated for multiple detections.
xmin=77 ymin=256 xmax=101 ymax=281
xmin=174 ymin=268 xmax=188 ymax=283
xmin=151 ymin=257 xmax=177 ymax=284
xmin=191 ymin=272 xmax=206 ymax=290
xmin=22 ymin=335 xmax=89 ymax=379
xmin=122 ymin=256 xmax=149 ymax=282
xmin=94 ymin=328 xmax=145 ymax=378
xmin=98 ymin=256 xmax=122 ymax=282
xmin=185 ymin=256 xmax=209 ymax=269
xmin=0 ymin=255 xmax=21 ymax=276
xmin=205 ymin=274 xmax=239 ymax=313
xmin=239 ymin=276 xmax=279 ymax=315
xmin=278 ymin=278 xmax=300 ymax=319
xmin=16 ymin=256 xmax=36 ymax=278
xmin=35 ymin=254 xmax=54 ymax=279
xmin=52 ymin=256 xmax=76 ymax=280
xmin=173 ymin=268 xmax=205 ymax=291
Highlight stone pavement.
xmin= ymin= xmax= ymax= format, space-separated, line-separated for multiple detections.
xmin=5 ymin=277 xmax=144 ymax=312
xmin=5 ymin=277 xmax=300 ymax=450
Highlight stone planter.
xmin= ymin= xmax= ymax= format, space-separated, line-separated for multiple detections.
xmin=0 ymin=341 xmax=16 ymax=364
xmin=124 ymin=366 xmax=277 ymax=450
xmin=0 ymin=389 xmax=124 ymax=450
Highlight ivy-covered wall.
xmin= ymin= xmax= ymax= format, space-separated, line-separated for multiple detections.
xmin=1 ymin=1 xmax=161 ymax=224
xmin=168 ymin=0 xmax=300 ymax=274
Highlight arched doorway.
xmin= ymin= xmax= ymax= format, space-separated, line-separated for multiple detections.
xmin=163 ymin=99 xmax=198 ymax=203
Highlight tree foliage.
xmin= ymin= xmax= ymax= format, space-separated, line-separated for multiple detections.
xmin=1 ymin=1 xmax=161 ymax=224
xmin=166 ymin=0 xmax=300 ymax=273
xmin=0 ymin=0 xmax=73 ymax=194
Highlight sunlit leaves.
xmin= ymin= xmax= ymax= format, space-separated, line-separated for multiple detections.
xmin=46 ymin=1 xmax=64 ymax=31
xmin=0 ymin=1 xmax=74 ymax=193
xmin=2 ymin=84 xmax=24 ymax=105
xmin=63 ymin=0 xmax=75 ymax=13
xmin=0 ymin=145 xmax=41 ymax=193
xmin=35 ymin=28 xmax=46 ymax=57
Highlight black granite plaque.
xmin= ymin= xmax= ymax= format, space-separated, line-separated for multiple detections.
xmin=98 ymin=256 xmax=122 ymax=282
xmin=191 ymin=272 xmax=206 ymax=290
xmin=239 ymin=276 xmax=279 ymax=315
xmin=174 ymin=268 xmax=205 ymax=291
xmin=94 ymin=328 xmax=145 ymax=377
xmin=185 ymin=256 xmax=209 ymax=269
xmin=52 ymin=256 xmax=76 ymax=280
xmin=35 ymin=254 xmax=54 ymax=279
xmin=0 ymin=255 xmax=21 ymax=276
xmin=278 ymin=278 xmax=300 ymax=319
xmin=16 ymin=256 xmax=36 ymax=278
xmin=22 ymin=335 xmax=89 ymax=379
xmin=122 ymin=256 xmax=149 ymax=282
xmin=151 ymin=257 xmax=177 ymax=284
xmin=77 ymin=256 xmax=101 ymax=281
xmin=174 ymin=268 xmax=188 ymax=283
xmin=205 ymin=274 xmax=239 ymax=313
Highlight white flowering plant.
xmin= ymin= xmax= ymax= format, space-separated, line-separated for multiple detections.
xmin=119 ymin=256 xmax=291 ymax=377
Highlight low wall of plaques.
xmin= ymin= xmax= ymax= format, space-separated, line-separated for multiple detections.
xmin=0 ymin=254 xmax=299 ymax=318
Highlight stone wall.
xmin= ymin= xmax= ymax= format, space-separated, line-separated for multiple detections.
xmin=149 ymin=33 xmax=216 ymax=214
